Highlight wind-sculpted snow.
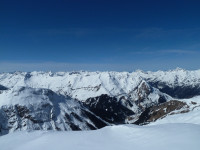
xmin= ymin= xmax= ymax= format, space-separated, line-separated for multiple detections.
xmin=1 ymin=124 xmax=200 ymax=150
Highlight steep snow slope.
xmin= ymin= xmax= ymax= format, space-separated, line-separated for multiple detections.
xmin=1 ymin=123 xmax=200 ymax=150
xmin=0 ymin=87 xmax=108 ymax=135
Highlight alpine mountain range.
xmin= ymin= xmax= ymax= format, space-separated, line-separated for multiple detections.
xmin=0 ymin=68 xmax=200 ymax=136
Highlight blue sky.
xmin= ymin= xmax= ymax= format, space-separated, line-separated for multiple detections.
xmin=1 ymin=0 xmax=200 ymax=72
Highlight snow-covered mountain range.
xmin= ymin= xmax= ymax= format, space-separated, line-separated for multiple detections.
xmin=0 ymin=68 xmax=200 ymax=135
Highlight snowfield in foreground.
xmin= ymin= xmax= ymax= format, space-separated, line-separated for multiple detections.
xmin=1 ymin=123 xmax=200 ymax=150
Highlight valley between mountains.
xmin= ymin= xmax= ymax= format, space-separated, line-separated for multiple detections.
xmin=0 ymin=68 xmax=200 ymax=136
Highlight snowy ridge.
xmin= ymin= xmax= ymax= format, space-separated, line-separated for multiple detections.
xmin=0 ymin=87 xmax=108 ymax=135
xmin=0 ymin=71 xmax=144 ymax=101
xmin=0 ymin=69 xmax=198 ymax=100
xmin=136 ymin=68 xmax=200 ymax=87
xmin=1 ymin=69 xmax=200 ymax=100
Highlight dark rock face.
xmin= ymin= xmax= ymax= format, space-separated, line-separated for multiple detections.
xmin=134 ymin=81 xmax=153 ymax=109
xmin=82 ymin=110 xmax=108 ymax=129
xmin=83 ymin=82 xmax=171 ymax=125
xmin=134 ymin=100 xmax=189 ymax=125
xmin=84 ymin=94 xmax=135 ymax=124
xmin=0 ymin=104 xmax=53 ymax=135
xmin=24 ymin=72 xmax=32 ymax=81
xmin=137 ymin=81 xmax=152 ymax=101
xmin=0 ymin=85 xmax=8 ymax=91
xmin=149 ymin=81 xmax=200 ymax=99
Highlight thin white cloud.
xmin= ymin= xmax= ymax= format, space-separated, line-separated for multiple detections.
xmin=158 ymin=49 xmax=197 ymax=54
xmin=131 ymin=49 xmax=198 ymax=55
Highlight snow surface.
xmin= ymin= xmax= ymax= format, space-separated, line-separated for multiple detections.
xmin=1 ymin=123 xmax=200 ymax=150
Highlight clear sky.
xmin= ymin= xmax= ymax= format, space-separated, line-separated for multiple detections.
xmin=1 ymin=0 xmax=200 ymax=72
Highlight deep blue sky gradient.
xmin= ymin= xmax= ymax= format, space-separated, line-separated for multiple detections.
xmin=1 ymin=0 xmax=200 ymax=71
